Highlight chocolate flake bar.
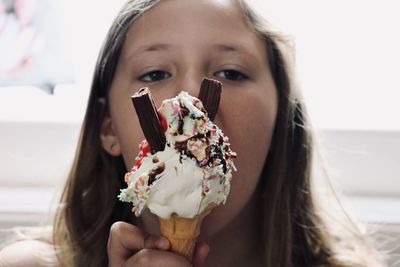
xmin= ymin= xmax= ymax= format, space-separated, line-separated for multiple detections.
xmin=198 ymin=78 xmax=222 ymax=121
xmin=132 ymin=88 xmax=166 ymax=153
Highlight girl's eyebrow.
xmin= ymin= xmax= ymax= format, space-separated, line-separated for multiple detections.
xmin=128 ymin=43 xmax=173 ymax=57
xmin=212 ymin=44 xmax=243 ymax=52
xmin=139 ymin=43 xmax=172 ymax=52
xmin=211 ymin=44 xmax=260 ymax=62
xmin=125 ymin=43 xmax=176 ymax=64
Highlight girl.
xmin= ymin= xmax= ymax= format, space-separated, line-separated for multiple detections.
xmin=0 ymin=0 xmax=384 ymax=266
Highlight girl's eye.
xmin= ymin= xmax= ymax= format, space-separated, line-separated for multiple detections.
xmin=213 ymin=70 xmax=248 ymax=81
xmin=139 ymin=70 xmax=171 ymax=82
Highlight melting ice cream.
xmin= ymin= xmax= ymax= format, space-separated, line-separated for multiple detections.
xmin=118 ymin=92 xmax=236 ymax=219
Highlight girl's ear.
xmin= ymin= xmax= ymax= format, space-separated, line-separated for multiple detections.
xmin=100 ymin=116 xmax=122 ymax=156
xmin=99 ymin=99 xmax=122 ymax=156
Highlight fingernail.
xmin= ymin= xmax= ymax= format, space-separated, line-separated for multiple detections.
xmin=156 ymin=237 xmax=170 ymax=249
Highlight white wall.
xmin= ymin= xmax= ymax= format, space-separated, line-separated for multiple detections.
xmin=0 ymin=114 xmax=399 ymax=222
xmin=252 ymin=0 xmax=400 ymax=131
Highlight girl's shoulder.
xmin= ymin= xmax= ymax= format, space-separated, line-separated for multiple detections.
xmin=0 ymin=239 xmax=56 ymax=267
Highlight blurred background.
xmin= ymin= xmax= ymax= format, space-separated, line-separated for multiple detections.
xmin=0 ymin=0 xmax=399 ymax=265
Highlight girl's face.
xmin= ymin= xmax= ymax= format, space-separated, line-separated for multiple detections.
xmin=104 ymin=0 xmax=278 ymax=237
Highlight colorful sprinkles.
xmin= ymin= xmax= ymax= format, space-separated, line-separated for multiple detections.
xmin=118 ymin=92 xmax=236 ymax=216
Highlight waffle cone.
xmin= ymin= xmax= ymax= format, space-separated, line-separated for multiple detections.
xmin=158 ymin=204 xmax=215 ymax=261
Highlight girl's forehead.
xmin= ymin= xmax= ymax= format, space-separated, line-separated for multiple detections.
xmin=130 ymin=0 xmax=244 ymax=31
xmin=122 ymin=0 xmax=259 ymax=56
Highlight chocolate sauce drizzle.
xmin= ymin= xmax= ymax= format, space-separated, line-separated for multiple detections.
xmin=148 ymin=162 xmax=165 ymax=186
xmin=177 ymin=100 xmax=191 ymax=135
xmin=174 ymin=132 xmax=229 ymax=174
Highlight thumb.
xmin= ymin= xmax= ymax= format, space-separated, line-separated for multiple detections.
xmin=192 ymin=242 xmax=210 ymax=267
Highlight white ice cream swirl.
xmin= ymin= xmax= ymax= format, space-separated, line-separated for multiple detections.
xmin=118 ymin=92 xmax=236 ymax=219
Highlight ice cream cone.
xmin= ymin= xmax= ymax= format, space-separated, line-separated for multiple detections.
xmin=159 ymin=204 xmax=215 ymax=261
xmin=119 ymin=88 xmax=237 ymax=262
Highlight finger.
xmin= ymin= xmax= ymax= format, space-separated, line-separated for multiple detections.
xmin=126 ymin=248 xmax=192 ymax=267
xmin=107 ymin=221 xmax=170 ymax=266
xmin=192 ymin=242 xmax=210 ymax=267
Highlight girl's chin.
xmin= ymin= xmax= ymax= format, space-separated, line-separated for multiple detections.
xmin=198 ymin=205 xmax=234 ymax=241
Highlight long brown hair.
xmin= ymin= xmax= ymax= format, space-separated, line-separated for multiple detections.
xmin=53 ymin=1 xmax=383 ymax=266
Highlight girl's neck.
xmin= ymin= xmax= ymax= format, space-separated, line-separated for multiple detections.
xmin=203 ymin=193 xmax=263 ymax=267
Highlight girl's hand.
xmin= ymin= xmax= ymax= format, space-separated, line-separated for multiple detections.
xmin=107 ymin=221 xmax=209 ymax=267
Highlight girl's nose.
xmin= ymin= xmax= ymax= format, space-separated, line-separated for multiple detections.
xmin=175 ymin=73 xmax=204 ymax=98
